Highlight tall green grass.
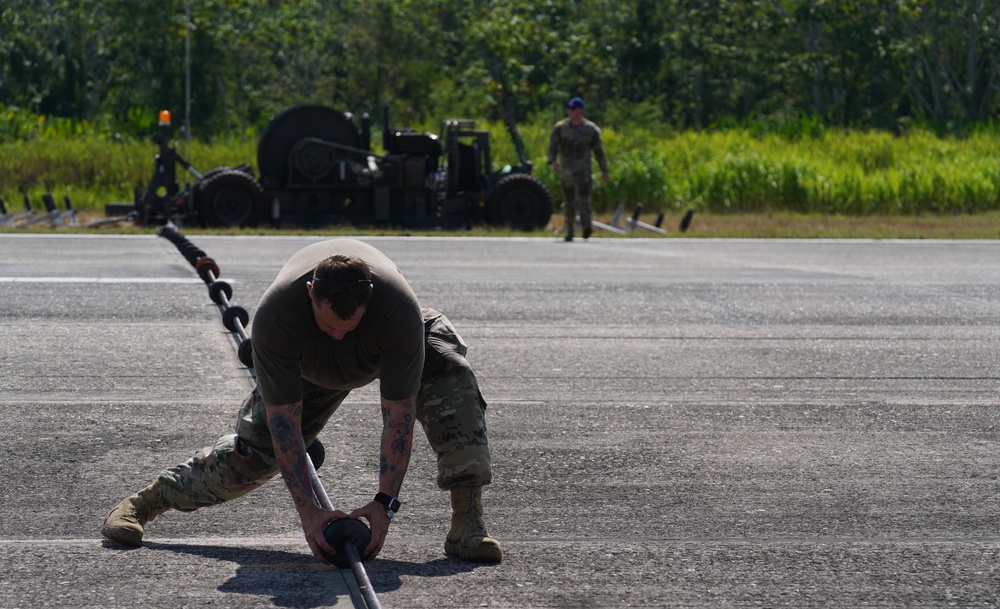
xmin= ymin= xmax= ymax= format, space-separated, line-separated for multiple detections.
xmin=0 ymin=137 xmax=257 ymax=211
xmin=513 ymin=126 xmax=1000 ymax=217
xmin=2 ymin=107 xmax=998 ymax=218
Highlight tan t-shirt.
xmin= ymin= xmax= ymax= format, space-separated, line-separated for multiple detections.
xmin=251 ymin=239 xmax=424 ymax=405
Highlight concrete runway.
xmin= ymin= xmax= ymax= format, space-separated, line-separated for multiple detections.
xmin=2 ymin=233 xmax=999 ymax=608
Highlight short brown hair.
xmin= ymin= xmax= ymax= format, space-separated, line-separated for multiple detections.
xmin=310 ymin=255 xmax=373 ymax=319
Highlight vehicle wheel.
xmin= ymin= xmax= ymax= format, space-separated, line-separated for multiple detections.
xmin=196 ymin=169 xmax=265 ymax=227
xmin=484 ymin=174 xmax=553 ymax=230
xmin=200 ymin=166 xmax=230 ymax=182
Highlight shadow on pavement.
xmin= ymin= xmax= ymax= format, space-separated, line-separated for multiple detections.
xmin=366 ymin=557 xmax=492 ymax=592
xmin=144 ymin=541 xmax=340 ymax=608
xmin=135 ymin=540 xmax=494 ymax=606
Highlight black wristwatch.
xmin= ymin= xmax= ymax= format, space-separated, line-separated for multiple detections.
xmin=374 ymin=492 xmax=402 ymax=519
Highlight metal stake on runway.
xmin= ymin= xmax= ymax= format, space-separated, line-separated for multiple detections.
xmin=592 ymin=205 xmax=628 ymax=235
xmin=8 ymin=195 xmax=37 ymax=226
xmin=156 ymin=226 xmax=384 ymax=609
xmin=625 ymin=203 xmax=668 ymax=235
xmin=0 ymin=197 xmax=10 ymax=226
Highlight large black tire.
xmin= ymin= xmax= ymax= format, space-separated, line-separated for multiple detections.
xmin=484 ymin=174 xmax=553 ymax=230
xmin=196 ymin=169 xmax=265 ymax=227
xmin=199 ymin=166 xmax=231 ymax=182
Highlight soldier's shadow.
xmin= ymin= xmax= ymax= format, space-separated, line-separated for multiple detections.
xmin=142 ymin=540 xmax=482 ymax=608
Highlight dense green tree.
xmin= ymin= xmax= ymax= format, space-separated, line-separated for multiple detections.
xmin=1 ymin=0 xmax=999 ymax=138
xmin=0 ymin=0 xmax=114 ymax=121
xmin=771 ymin=0 xmax=906 ymax=129
xmin=896 ymin=0 xmax=1000 ymax=123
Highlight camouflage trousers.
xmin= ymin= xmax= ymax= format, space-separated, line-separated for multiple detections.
xmin=560 ymin=170 xmax=595 ymax=231
xmin=158 ymin=309 xmax=492 ymax=511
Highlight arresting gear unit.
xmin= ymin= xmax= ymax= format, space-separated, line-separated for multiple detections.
xmin=113 ymin=105 xmax=553 ymax=231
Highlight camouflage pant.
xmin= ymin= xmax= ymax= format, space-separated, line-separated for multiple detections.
xmin=560 ymin=170 xmax=594 ymax=230
xmin=158 ymin=309 xmax=492 ymax=511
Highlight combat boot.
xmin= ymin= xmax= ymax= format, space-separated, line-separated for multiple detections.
xmin=445 ymin=487 xmax=502 ymax=563
xmin=101 ymin=480 xmax=170 ymax=547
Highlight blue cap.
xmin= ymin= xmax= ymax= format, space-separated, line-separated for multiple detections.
xmin=566 ymin=97 xmax=584 ymax=109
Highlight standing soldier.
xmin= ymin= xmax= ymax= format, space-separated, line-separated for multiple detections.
xmin=547 ymin=97 xmax=610 ymax=242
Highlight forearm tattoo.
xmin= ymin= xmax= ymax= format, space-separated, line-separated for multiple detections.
xmin=379 ymin=400 xmax=415 ymax=496
xmin=266 ymin=400 xmax=315 ymax=510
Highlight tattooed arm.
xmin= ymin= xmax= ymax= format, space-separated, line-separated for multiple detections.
xmin=377 ymin=395 xmax=416 ymax=496
xmin=266 ymin=399 xmax=347 ymax=565
xmin=348 ymin=394 xmax=416 ymax=560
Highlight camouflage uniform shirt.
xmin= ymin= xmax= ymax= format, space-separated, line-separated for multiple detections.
xmin=546 ymin=118 xmax=609 ymax=176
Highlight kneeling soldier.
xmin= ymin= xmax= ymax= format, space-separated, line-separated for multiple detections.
xmin=102 ymin=239 xmax=501 ymax=564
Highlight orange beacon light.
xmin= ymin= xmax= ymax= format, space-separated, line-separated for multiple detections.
xmin=158 ymin=110 xmax=171 ymax=126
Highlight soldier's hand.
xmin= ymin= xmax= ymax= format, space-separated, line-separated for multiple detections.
xmin=349 ymin=501 xmax=392 ymax=561
xmin=601 ymin=170 xmax=610 ymax=182
xmin=301 ymin=505 xmax=351 ymax=565
xmin=550 ymin=161 xmax=561 ymax=174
